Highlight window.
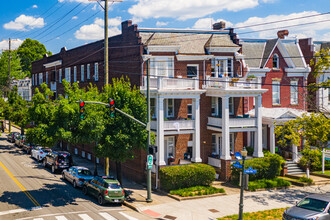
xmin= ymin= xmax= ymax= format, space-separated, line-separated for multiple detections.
xmin=65 ymin=68 xmax=71 ymax=83
xmin=212 ymin=135 xmax=217 ymax=154
xmin=187 ymin=65 xmax=198 ymax=78
xmin=32 ymin=74 xmax=34 ymax=86
xmin=94 ymin=63 xmax=98 ymax=81
xmin=272 ymin=80 xmax=281 ymax=104
xmin=73 ymin=66 xmax=77 ymax=82
xmin=87 ymin=64 xmax=90 ymax=79
xmin=81 ymin=65 xmax=84 ymax=82
xmin=229 ymin=97 xmax=234 ymax=115
xmin=150 ymin=98 xmax=156 ymax=118
xmin=273 ymin=54 xmax=279 ymax=69
xmin=46 ymin=72 xmax=48 ymax=84
xmin=187 ymin=104 xmax=192 ymax=119
xmin=35 ymin=74 xmax=37 ymax=85
xmin=59 ymin=69 xmax=62 ymax=83
xmin=211 ymin=58 xmax=234 ymax=77
xmin=165 ymin=136 xmax=175 ymax=158
xmin=290 ymin=80 xmax=298 ymax=105
xmin=230 ymin=133 xmax=235 ymax=153
xmin=150 ymin=57 xmax=174 ymax=77
xmin=211 ymin=97 xmax=217 ymax=116
xmin=166 ymin=99 xmax=174 ymax=117
xmin=39 ymin=73 xmax=43 ymax=85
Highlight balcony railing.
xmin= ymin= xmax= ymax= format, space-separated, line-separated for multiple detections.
xmin=205 ymin=76 xmax=261 ymax=90
xmin=141 ymin=76 xmax=199 ymax=91
xmin=150 ymin=119 xmax=195 ymax=131
xmin=208 ymin=117 xmax=257 ymax=128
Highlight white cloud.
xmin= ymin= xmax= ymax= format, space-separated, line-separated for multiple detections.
xmin=72 ymin=16 xmax=78 ymax=20
xmin=92 ymin=4 xmax=97 ymax=10
xmin=193 ymin=18 xmax=233 ymax=29
xmin=156 ymin=21 xmax=168 ymax=27
xmin=235 ymin=11 xmax=330 ymax=39
xmin=128 ymin=0 xmax=271 ymax=21
xmin=320 ymin=32 xmax=330 ymax=41
xmin=74 ymin=17 xmax=122 ymax=40
xmin=32 ymin=5 xmax=38 ymax=8
xmin=0 ymin=39 xmax=23 ymax=51
xmin=3 ymin=15 xmax=45 ymax=31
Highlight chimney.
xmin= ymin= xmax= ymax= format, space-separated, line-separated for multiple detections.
xmin=277 ymin=30 xmax=289 ymax=39
xmin=213 ymin=21 xmax=226 ymax=30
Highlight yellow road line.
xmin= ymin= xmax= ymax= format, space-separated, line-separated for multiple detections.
xmin=0 ymin=161 xmax=41 ymax=207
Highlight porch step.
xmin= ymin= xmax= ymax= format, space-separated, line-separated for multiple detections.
xmin=286 ymin=161 xmax=305 ymax=175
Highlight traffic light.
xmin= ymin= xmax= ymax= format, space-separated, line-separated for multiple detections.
xmin=148 ymin=145 xmax=157 ymax=155
xmin=79 ymin=100 xmax=85 ymax=119
xmin=109 ymin=98 xmax=115 ymax=118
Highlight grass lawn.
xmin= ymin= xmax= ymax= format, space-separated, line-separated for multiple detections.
xmin=170 ymin=186 xmax=225 ymax=197
xmin=314 ymin=170 xmax=330 ymax=175
xmin=218 ymin=207 xmax=288 ymax=220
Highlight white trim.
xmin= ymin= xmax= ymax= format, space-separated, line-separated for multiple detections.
xmin=176 ymin=55 xmax=213 ymax=61
xmin=206 ymin=47 xmax=240 ymax=53
xmin=147 ymin=46 xmax=180 ymax=54
xmin=43 ymin=60 xmax=62 ymax=68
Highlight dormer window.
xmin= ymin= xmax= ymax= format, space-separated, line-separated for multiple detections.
xmin=273 ymin=54 xmax=279 ymax=69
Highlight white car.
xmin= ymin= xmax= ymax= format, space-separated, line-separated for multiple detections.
xmin=31 ymin=146 xmax=52 ymax=162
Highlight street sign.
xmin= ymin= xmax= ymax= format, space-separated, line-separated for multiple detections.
xmin=235 ymin=152 xmax=242 ymax=160
xmin=244 ymin=167 xmax=257 ymax=174
xmin=233 ymin=162 xmax=242 ymax=169
xmin=147 ymin=155 xmax=153 ymax=170
xmin=325 ymin=157 xmax=330 ymax=161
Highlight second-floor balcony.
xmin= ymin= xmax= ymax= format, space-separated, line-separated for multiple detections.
xmin=207 ymin=116 xmax=257 ymax=130
xmin=150 ymin=119 xmax=195 ymax=132
xmin=141 ymin=76 xmax=199 ymax=91
xmin=205 ymin=76 xmax=262 ymax=90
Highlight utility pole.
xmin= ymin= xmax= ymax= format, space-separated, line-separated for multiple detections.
xmin=146 ymin=59 xmax=152 ymax=202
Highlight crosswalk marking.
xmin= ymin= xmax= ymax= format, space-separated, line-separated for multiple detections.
xmin=33 ymin=218 xmax=43 ymax=220
xmin=119 ymin=212 xmax=138 ymax=220
xmin=99 ymin=212 xmax=117 ymax=220
xmin=78 ymin=214 xmax=93 ymax=220
xmin=55 ymin=216 xmax=68 ymax=220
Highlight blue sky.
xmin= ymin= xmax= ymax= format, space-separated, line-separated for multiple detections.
xmin=1 ymin=0 xmax=330 ymax=53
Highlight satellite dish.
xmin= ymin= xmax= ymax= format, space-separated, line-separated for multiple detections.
xmin=235 ymin=152 xmax=242 ymax=160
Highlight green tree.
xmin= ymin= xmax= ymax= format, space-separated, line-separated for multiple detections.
xmin=17 ymin=38 xmax=52 ymax=76
xmin=274 ymin=119 xmax=301 ymax=152
xmin=0 ymin=50 xmax=23 ymax=91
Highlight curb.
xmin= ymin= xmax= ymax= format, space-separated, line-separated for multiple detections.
xmin=123 ymin=201 xmax=142 ymax=212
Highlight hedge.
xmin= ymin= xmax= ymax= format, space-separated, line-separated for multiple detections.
xmin=248 ymin=178 xmax=291 ymax=191
xmin=298 ymin=148 xmax=330 ymax=171
xmin=231 ymin=152 xmax=285 ymax=182
xmin=159 ymin=163 xmax=216 ymax=191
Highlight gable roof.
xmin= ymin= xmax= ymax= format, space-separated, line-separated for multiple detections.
xmin=241 ymin=42 xmax=266 ymax=68
xmin=261 ymin=39 xmax=278 ymax=68
xmin=281 ymin=42 xmax=305 ymax=68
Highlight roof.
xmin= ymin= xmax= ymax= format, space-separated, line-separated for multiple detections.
xmin=139 ymin=30 xmax=238 ymax=54
xmin=282 ymin=42 xmax=305 ymax=68
xmin=248 ymin=107 xmax=309 ymax=120
xmin=241 ymin=42 xmax=266 ymax=68
xmin=261 ymin=39 xmax=278 ymax=68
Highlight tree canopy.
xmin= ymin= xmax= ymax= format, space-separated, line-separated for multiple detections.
xmin=0 ymin=50 xmax=23 ymax=91
xmin=17 ymin=38 xmax=52 ymax=76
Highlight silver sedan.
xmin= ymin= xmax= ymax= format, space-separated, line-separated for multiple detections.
xmin=62 ymin=166 xmax=94 ymax=188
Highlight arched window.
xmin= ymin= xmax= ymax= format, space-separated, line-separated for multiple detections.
xmin=273 ymin=54 xmax=279 ymax=69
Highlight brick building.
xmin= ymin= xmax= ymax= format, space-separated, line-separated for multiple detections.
xmin=31 ymin=20 xmax=267 ymax=183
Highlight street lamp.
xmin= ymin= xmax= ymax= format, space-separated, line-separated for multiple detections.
xmin=239 ymin=147 xmax=248 ymax=220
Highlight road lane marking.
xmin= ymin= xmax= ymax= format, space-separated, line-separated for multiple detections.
xmin=0 ymin=161 xmax=41 ymax=208
xmin=99 ymin=212 xmax=117 ymax=220
xmin=78 ymin=214 xmax=93 ymax=220
xmin=119 ymin=212 xmax=138 ymax=220
xmin=33 ymin=218 xmax=44 ymax=220
xmin=55 ymin=216 xmax=68 ymax=220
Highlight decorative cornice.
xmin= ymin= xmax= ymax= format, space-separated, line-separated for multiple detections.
xmin=206 ymin=47 xmax=240 ymax=53
xmin=43 ymin=60 xmax=62 ymax=68
xmin=146 ymin=45 xmax=180 ymax=53
xmin=176 ymin=55 xmax=214 ymax=61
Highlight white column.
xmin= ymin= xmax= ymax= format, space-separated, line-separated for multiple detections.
xmin=221 ymin=96 xmax=231 ymax=160
xmin=247 ymin=131 xmax=251 ymax=147
xmin=192 ymin=98 xmax=202 ymax=162
xmin=269 ymin=124 xmax=275 ymax=154
xmin=292 ymin=144 xmax=298 ymax=163
xmin=253 ymin=94 xmax=264 ymax=157
xmin=157 ymin=97 xmax=166 ymax=166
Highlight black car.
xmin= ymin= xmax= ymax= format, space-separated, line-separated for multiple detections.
xmin=6 ymin=132 xmax=20 ymax=143
xmin=43 ymin=151 xmax=73 ymax=173
xmin=22 ymin=142 xmax=36 ymax=154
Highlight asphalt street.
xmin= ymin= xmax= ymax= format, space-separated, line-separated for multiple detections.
xmin=0 ymin=132 xmax=151 ymax=220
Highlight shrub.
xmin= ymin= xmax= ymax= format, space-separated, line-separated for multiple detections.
xmin=170 ymin=186 xmax=225 ymax=197
xmin=248 ymin=178 xmax=291 ymax=191
xmin=159 ymin=163 xmax=216 ymax=191
xmin=299 ymin=176 xmax=313 ymax=184
xmin=298 ymin=147 xmax=330 ymax=171
xmin=231 ymin=152 xmax=285 ymax=182
xmin=246 ymin=146 xmax=254 ymax=156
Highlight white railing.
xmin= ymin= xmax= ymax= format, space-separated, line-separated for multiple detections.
xmin=150 ymin=120 xmax=195 ymax=131
xmin=205 ymin=76 xmax=261 ymax=90
xmin=142 ymin=76 xmax=199 ymax=90
xmin=208 ymin=157 xmax=221 ymax=168
xmin=208 ymin=117 xmax=257 ymax=128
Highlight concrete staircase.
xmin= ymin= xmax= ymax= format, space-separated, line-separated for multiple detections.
xmin=286 ymin=160 xmax=305 ymax=175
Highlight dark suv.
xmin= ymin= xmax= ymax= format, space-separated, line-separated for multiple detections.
xmin=43 ymin=151 xmax=73 ymax=173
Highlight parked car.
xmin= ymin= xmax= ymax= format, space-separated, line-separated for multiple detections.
xmin=283 ymin=194 xmax=330 ymax=220
xmin=43 ymin=151 xmax=73 ymax=173
xmin=22 ymin=142 xmax=35 ymax=154
xmin=31 ymin=146 xmax=51 ymax=161
xmin=62 ymin=166 xmax=94 ymax=188
xmin=15 ymin=135 xmax=26 ymax=148
xmin=6 ymin=132 xmax=20 ymax=143
xmin=82 ymin=176 xmax=125 ymax=205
